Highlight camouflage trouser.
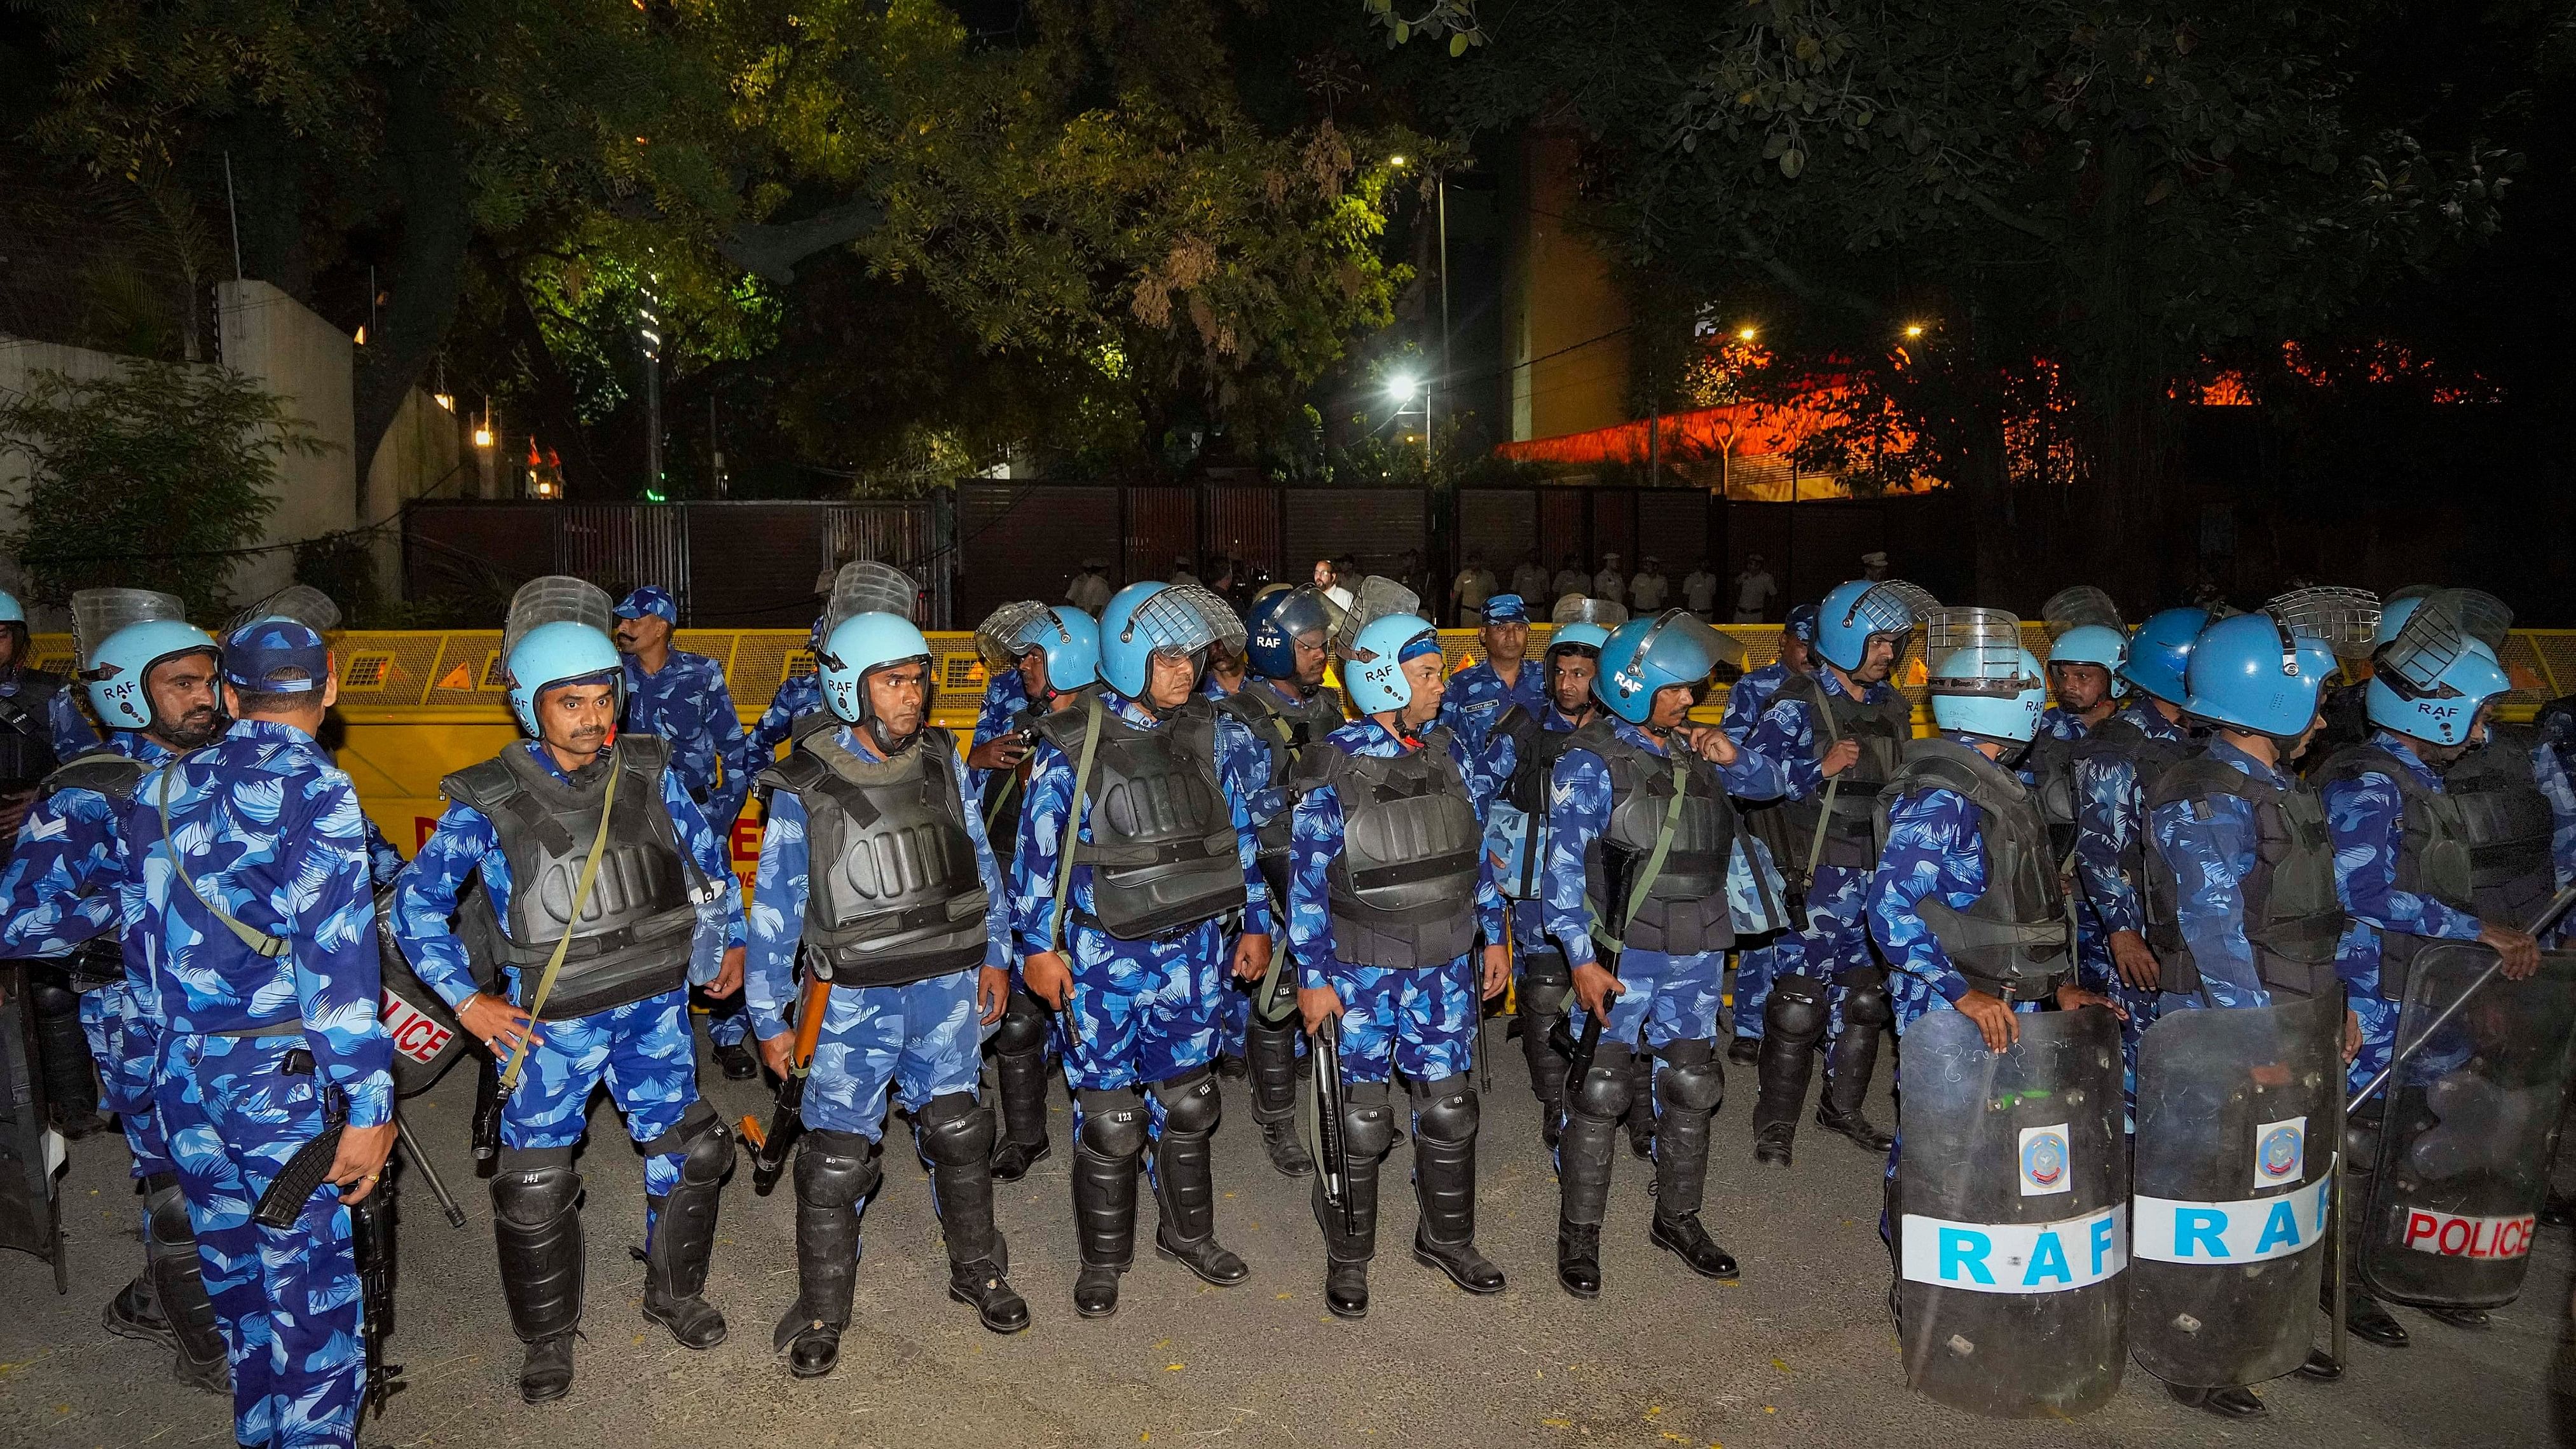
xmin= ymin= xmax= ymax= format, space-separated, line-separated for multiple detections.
xmin=800 ymin=970 xmax=984 ymax=1139
xmin=1316 ymin=955 xmax=1481 ymax=1085
xmin=501 ymin=987 xmax=700 ymax=1228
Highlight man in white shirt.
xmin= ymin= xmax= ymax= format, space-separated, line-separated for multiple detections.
xmin=1511 ymin=551 xmax=1551 ymax=604
xmin=1449 ymin=554 xmax=1498 ymax=626
xmin=1170 ymin=555 xmax=1201 ymax=587
xmin=1315 ymin=557 xmax=1355 ymax=611
xmin=1731 ymin=554 xmax=1778 ymax=622
xmin=1549 ymin=554 xmax=1587 ymax=602
xmin=1067 ymin=560 xmax=1114 ymax=615
xmin=1591 ymin=552 xmax=1627 ymax=607
xmin=1629 ymin=556 xmax=1669 ymax=612
xmin=1683 ymin=559 xmax=1720 ymax=619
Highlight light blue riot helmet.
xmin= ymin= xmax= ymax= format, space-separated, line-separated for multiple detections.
xmin=2047 ymin=624 xmax=2130 ymax=699
xmin=85 ymin=619 xmax=219 ymax=729
xmin=1924 ymin=608 xmax=2046 ymax=745
xmin=501 ymin=575 xmax=622 ymax=737
xmin=1547 ymin=595 xmax=1627 ymax=662
xmin=1812 ymin=578 xmax=1939 ymax=675
xmin=1596 ymin=610 xmax=1748 ymax=725
xmin=1344 ymin=612 xmax=1441 ymax=716
xmin=1245 ymin=586 xmax=1339 ymax=680
xmin=2367 ymin=593 xmax=2513 ymax=747
xmin=2118 ymin=607 xmax=2210 ymax=705
xmin=819 ymin=612 xmax=935 ymax=732
xmin=0 ymin=591 xmax=22 ymax=625
xmin=2180 ymin=611 xmax=2331 ymax=739
xmin=1097 ymin=580 xmax=1246 ymax=699
xmin=976 ymin=600 xmax=1100 ymax=694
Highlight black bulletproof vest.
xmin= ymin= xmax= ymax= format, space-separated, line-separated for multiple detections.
xmin=1037 ymin=698 xmax=1246 ymax=940
xmin=981 ymin=684 xmax=1104 ymax=855
xmin=1876 ymin=738 xmax=2071 ymax=1000
xmin=1575 ymin=720 xmax=1738 ymax=956
xmin=762 ymin=726 xmax=988 ymax=988
xmin=1295 ymin=731 xmax=1481 ymax=967
xmin=2316 ymin=742 xmax=2476 ymax=999
xmin=2442 ymin=726 xmax=2556 ymax=925
xmin=442 ymin=735 xmax=702 ymax=1020
xmin=40 ymin=750 xmax=147 ymax=988
xmin=1772 ymin=671 xmax=1912 ymax=870
xmin=2068 ymin=711 xmax=2195 ymax=908
xmin=0 ymin=670 xmax=67 ymax=788
xmin=2144 ymin=753 xmax=2347 ymax=1001
xmin=2024 ymin=726 xmax=2082 ymax=861
xmin=1214 ymin=680 xmax=1347 ymax=891
xmin=1491 ymin=704 xmax=1589 ymax=897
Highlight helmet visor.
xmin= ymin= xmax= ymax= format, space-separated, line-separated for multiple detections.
xmin=72 ymin=587 xmax=188 ymax=671
xmin=504 ymin=576 xmax=616 ymax=666
xmin=824 ymin=560 xmax=920 ymax=640
xmin=2039 ymin=584 xmax=2123 ymax=636
xmin=2376 ymin=590 xmax=2505 ymax=697
xmin=1551 ymin=596 xmax=1629 ymax=629
xmin=1273 ymin=586 xmax=1345 ymax=646
xmin=228 ymin=584 xmax=343 ymax=640
xmin=975 ymin=600 xmax=1055 ymax=673
xmin=1120 ymin=583 xmax=1246 ymax=661
xmin=1630 ymin=609 xmax=1748 ymax=677
xmin=2263 ymin=586 xmax=2381 ymax=661
xmin=1924 ymin=607 xmax=2035 ymax=696
xmin=1329 ymin=576 xmax=1422 ymax=658
xmin=1842 ymin=579 xmax=1940 ymax=663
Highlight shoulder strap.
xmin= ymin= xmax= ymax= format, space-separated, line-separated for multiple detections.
xmin=154 ymin=756 xmax=290 ymax=960
xmin=1591 ymin=746 xmax=1690 ymax=955
xmin=1048 ymin=693 xmax=1107 ymax=954
xmin=43 ymin=749 xmax=146 ymax=802
xmin=500 ymin=756 xmax=624 ymax=1091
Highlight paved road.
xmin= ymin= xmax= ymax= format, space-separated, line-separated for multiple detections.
xmin=4 ymin=1023 xmax=2569 ymax=1449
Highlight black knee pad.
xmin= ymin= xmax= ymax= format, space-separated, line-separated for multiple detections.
xmin=1519 ymin=949 xmax=1571 ymax=994
xmin=1655 ymin=1041 xmax=1723 ymax=1113
xmin=1570 ymin=1045 xmax=1636 ymax=1119
xmin=992 ymin=991 xmax=1050 ymax=1054
xmin=1151 ymin=1066 xmax=1221 ymax=1136
xmin=1077 ymin=1089 xmax=1148 ymax=1158
xmin=1343 ymin=1080 xmax=1395 ymax=1160
xmin=795 ymin=1128 xmax=882 ymax=1207
xmin=1842 ymin=980 xmax=1893 ymax=1029
xmin=915 ymin=1092 xmax=995 ymax=1166
xmin=491 ymin=1160 xmax=582 ymax=1226
xmin=1408 ymin=1074 xmax=1478 ymax=1145
xmin=144 ymin=1172 xmax=195 ymax=1245
xmin=1766 ymin=976 xmax=1831 ymax=1044
xmin=645 ymin=1100 xmax=734 ymax=1187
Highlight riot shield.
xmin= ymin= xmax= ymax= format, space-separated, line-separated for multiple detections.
xmin=2360 ymin=942 xmax=2576 ymax=1309
xmin=0 ymin=963 xmax=66 ymax=1290
xmin=2129 ymin=992 xmax=2343 ymax=1388
xmin=373 ymin=886 xmax=469 ymax=1098
xmin=1895 ymin=1006 xmax=2126 ymax=1418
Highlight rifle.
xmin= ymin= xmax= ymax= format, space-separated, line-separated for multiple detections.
xmin=1311 ymin=1012 xmax=1353 ymax=1236
xmin=1551 ymin=842 xmax=1637 ymax=1089
xmin=740 ymin=959 xmax=833 ymax=1195
xmin=347 ymin=1156 xmax=404 ymax=1418
xmin=1790 ymin=693 xmax=1846 ymax=932
xmin=468 ymin=1038 xmax=504 ymax=1176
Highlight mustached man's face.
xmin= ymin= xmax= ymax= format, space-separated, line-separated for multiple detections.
xmin=866 ymin=660 xmax=929 ymax=741
xmin=146 ymin=652 xmax=224 ymax=748
xmin=539 ymin=680 xmax=618 ymax=763
xmin=612 ymin=613 xmax=672 ymax=655
xmin=1548 ymin=652 xmax=1596 ymax=717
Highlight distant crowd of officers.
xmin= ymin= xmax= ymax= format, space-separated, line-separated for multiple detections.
xmin=0 ymin=565 xmax=2565 ymax=1446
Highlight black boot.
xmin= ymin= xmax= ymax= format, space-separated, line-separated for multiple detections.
xmin=492 ymin=1157 xmax=584 ymax=1404
xmin=1071 ymin=1090 xmax=1144 ymax=1318
xmin=1316 ymin=1083 xmax=1392 ymax=1319
xmin=1751 ymin=975 xmax=1830 ymax=1166
xmin=2168 ymin=1382 xmax=2268 ymax=1418
xmin=640 ymin=1104 xmax=731 ymax=1351
xmin=1516 ymin=954 xmax=1572 ymax=1152
xmin=989 ymin=991 xmax=1054 ymax=1183
xmin=918 ymin=1094 xmax=1029 ymax=1335
xmin=1245 ymin=1015 xmax=1313 ymax=1178
xmin=713 ymin=1036 xmax=758 ymax=1082
xmin=1148 ymin=1071 xmax=1248 ymax=1286
xmin=1408 ymin=1078 xmax=1505 ymax=1296
xmin=112 ymin=1175 xmax=229 ymax=1393
xmin=774 ymin=1130 xmax=877 ymax=1378
xmin=1555 ymin=1046 xmax=1629 ymax=1298
xmin=1648 ymin=1043 xmax=1737 ymax=1279
xmin=31 ymin=967 xmax=105 ymax=1138
xmin=1725 ymin=1035 xmax=1760 ymax=1067
xmin=1816 ymin=977 xmax=1894 ymax=1151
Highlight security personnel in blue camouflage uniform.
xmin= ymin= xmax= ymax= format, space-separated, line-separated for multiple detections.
xmin=120 ymin=619 xmax=396 ymax=1449
xmin=614 ymin=583 xmax=760 ymax=1076
xmin=0 ymin=592 xmax=227 ymax=1391
xmin=1743 ymin=579 xmax=1928 ymax=1166
xmin=394 ymin=577 xmax=747 ymax=1403
xmin=968 ymin=603 xmax=1100 ymax=1183
xmin=2141 ymin=609 xmax=2367 ymax=1408
xmin=1481 ymin=596 xmax=1621 ymax=1147
xmin=1544 ymin=611 xmax=1792 ymax=1298
xmin=2069 ymin=607 xmax=2206 ymax=1093
xmin=2313 ymin=600 xmax=2539 ymax=1345
xmin=0 ymin=586 xmax=107 ymax=1133
xmin=1722 ymin=603 xmax=1818 ymax=1066
xmin=1288 ymin=610 xmax=1510 ymax=1317
xmin=750 ymin=607 xmax=1027 ymax=1377
xmin=1010 ymin=580 xmax=1272 ymax=1319
xmin=2025 ymin=621 xmax=2125 ymax=1013
xmin=1437 ymin=593 xmax=1547 ymax=761
xmin=744 ymin=616 xmax=830 ymax=764
xmin=1209 ymin=584 xmax=1346 ymax=1178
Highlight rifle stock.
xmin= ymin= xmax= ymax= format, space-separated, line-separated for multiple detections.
xmin=349 ymin=1158 xmax=404 ymax=1418
xmin=741 ymin=963 xmax=834 ymax=1194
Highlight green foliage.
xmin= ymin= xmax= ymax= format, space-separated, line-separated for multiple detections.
xmin=0 ymin=363 xmax=327 ymax=617
xmin=1360 ymin=0 xmax=1487 ymax=55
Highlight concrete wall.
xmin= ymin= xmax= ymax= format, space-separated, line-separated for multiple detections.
xmin=1505 ymin=133 xmax=1632 ymax=442
xmin=0 ymin=336 xmax=193 ymax=629
xmin=364 ymin=385 xmax=467 ymax=597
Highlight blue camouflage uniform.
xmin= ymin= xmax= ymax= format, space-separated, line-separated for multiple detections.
xmin=2148 ymin=738 xmax=2312 ymax=1013
xmin=2319 ymin=731 xmax=2489 ymax=1095
xmin=967 ymin=668 xmax=1035 ymax=806
xmin=744 ymin=725 xmax=1008 ymax=1136
xmin=1008 ymin=690 xmax=1270 ymax=1115
xmin=392 ymin=740 xmax=745 ymax=1215
xmin=1438 ymin=655 xmax=1547 ymax=764
xmin=119 ymin=720 xmax=391 ymax=1449
xmin=1483 ymin=703 xmax=1588 ymax=961
xmin=1289 ymin=720 xmax=1506 ymax=1083
xmin=745 ymin=670 xmax=825 ymax=766
xmin=1544 ymin=721 xmax=1787 ymax=1059
xmin=2027 ymin=705 xmax=2113 ymax=999
xmin=624 ymin=650 xmax=753 ymax=1047
xmin=2071 ymin=699 xmax=2192 ymax=1090
xmin=2527 ymin=732 xmax=2576 ymax=927
xmin=1722 ymin=661 xmax=1804 ymax=1045
xmin=1742 ymin=670 xmax=1896 ymax=1048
